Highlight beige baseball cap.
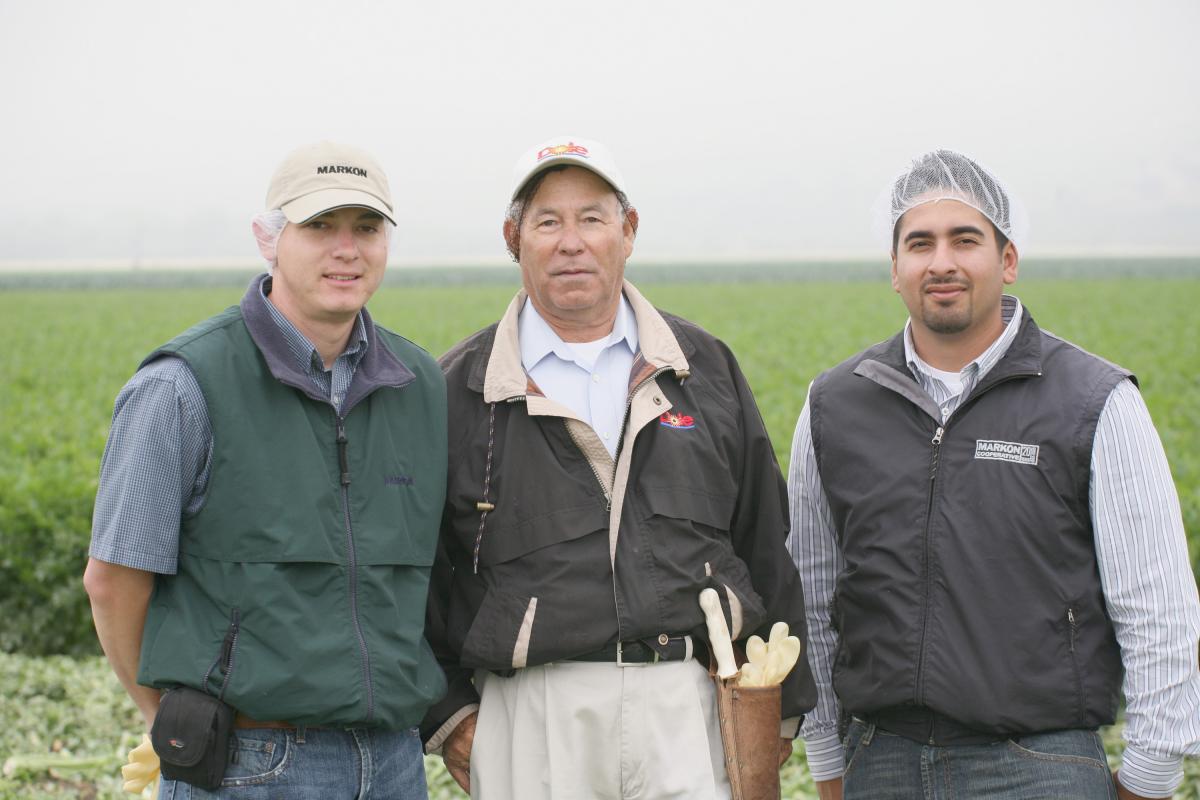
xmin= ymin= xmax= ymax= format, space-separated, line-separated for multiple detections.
xmin=510 ymin=136 xmax=627 ymax=201
xmin=266 ymin=141 xmax=395 ymax=225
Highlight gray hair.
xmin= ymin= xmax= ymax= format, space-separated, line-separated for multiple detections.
xmin=503 ymin=165 xmax=635 ymax=262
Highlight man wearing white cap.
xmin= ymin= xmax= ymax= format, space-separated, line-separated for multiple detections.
xmin=420 ymin=136 xmax=817 ymax=799
xmin=788 ymin=149 xmax=1200 ymax=799
xmin=84 ymin=141 xmax=447 ymax=798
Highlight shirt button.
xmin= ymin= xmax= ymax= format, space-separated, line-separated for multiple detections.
xmin=603 ymin=432 xmax=610 ymax=439
xmin=593 ymin=374 xmax=602 ymax=383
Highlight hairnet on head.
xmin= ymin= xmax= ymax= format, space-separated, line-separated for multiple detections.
xmin=251 ymin=209 xmax=289 ymax=274
xmin=874 ymin=149 xmax=1029 ymax=254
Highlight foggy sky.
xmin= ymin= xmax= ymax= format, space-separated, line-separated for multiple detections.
xmin=2 ymin=0 xmax=1197 ymax=265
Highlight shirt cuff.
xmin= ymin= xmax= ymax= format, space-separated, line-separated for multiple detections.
xmin=1118 ymin=744 xmax=1184 ymax=798
xmin=422 ymin=704 xmax=479 ymax=756
xmin=802 ymin=731 xmax=844 ymax=782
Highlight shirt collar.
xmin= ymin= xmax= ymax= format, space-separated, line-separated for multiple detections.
xmin=518 ymin=293 xmax=638 ymax=373
xmin=904 ymin=294 xmax=1023 ymax=381
xmin=260 ymin=277 xmax=369 ymax=374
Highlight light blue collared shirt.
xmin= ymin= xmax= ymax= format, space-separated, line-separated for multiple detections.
xmin=518 ymin=294 xmax=638 ymax=457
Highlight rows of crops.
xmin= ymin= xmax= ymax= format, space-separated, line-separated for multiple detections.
xmin=1 ymin=265 xmax=1197 ymax=797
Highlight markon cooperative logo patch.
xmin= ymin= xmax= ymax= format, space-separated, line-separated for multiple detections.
xmin=659 ymin=412 xmax=696 ymax=430
xmin=537 ymin=142 xmax=589 ymax=161
xmin=974 ymin=439 xmax=1039 ymax=466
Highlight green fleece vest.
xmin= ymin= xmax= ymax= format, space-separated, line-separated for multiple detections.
xmin=136 ymin=307 xmax=447 ymax=729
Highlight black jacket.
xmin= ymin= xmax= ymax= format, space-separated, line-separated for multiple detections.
xmin=421 ymin=284 xmax=817 ymax=748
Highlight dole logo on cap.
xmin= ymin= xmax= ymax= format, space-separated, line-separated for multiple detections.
xmin=537 ymin=142 xmax=589 ymax=161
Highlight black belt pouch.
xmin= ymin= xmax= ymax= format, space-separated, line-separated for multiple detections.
xmin=150 ymin=687 xmax=235 ymax=790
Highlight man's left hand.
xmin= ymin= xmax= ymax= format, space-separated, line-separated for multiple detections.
xmin=778 ymin=737 xmax=793 ymax=767
xmin=1114 ymin=771 xmax=1156 ymax=800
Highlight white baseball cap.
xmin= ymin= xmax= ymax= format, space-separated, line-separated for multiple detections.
xmin=266 ymin=141 xmax=395 ymax=225
xmin=509 ymin=136 xmax=627 ymax=200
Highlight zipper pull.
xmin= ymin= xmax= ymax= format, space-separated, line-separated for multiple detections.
xmin=336 ymin=420 xmax=351 ymax=486
xmin=931 ymin=426 xmax=944 ymax=446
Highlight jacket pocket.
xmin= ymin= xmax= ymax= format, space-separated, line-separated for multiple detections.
xmin=701 ymin=560 xmax=768 ymax=641
xmin=475 ymin=504 xmax=608 ymax=568
xmin=638 ymin=489 xmax=765 ymax=639
xmin=460 ymin=589 xmax=538 ymax=670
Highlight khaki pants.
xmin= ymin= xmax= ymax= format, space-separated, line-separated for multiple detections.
xmin=471 ymin=659 xmax=731 ymax=800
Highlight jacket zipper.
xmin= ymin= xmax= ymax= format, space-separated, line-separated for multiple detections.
xmin=565 ymin=422 xmax=613 ymax=510
xmin=914 ymin=424 xmax=943 ymax=709
xmin=560 ymin=365 xmax=674 ymax=647
xmin=336 ymin=414 xmax=374 ymax=723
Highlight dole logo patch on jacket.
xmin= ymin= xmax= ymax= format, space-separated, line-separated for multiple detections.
xmin=659 ymin=411 xmax=696 ymax=430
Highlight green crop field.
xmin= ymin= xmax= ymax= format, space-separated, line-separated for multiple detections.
xmin=1 ymin=262 xmax=1198 ymax=797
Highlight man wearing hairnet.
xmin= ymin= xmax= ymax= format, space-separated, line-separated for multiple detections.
xmin=84 ymin=141 xmax=446 ymax=798
xmin=788 ymin=149 xmax=1200 ymax=799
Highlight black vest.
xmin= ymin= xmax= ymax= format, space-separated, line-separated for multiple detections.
xmin=810 ymin=309 xmax=1130 ymax=734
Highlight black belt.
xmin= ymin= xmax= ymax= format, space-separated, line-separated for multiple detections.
xmin=566 ymin=636 xmax=692 ymax=665
xmin=864 ymin=706 xmax=1008 ymax=746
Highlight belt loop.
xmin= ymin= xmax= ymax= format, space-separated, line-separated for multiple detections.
xmin=296 ymin=724 xmax=307 ymax=744
xmin=683 ymin=634 xmax=694 ymax=661
xmin=861 ymin=721 xmax=876 ymax=746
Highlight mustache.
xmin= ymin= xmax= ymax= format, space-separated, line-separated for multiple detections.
xmin=922 ymin=277 xmax=970 ymax=291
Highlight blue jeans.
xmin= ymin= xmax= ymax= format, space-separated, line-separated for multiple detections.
xmin=157 ymin=726 xmax=427 ymax=800
xmin=842 ymin=719 xmax=1118 ymax=800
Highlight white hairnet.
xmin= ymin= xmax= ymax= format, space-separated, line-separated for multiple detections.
xmin=874 ymin=149 xmax=1029 ymax=254
xmin=250 ymin=208 xmax=395 ymax=274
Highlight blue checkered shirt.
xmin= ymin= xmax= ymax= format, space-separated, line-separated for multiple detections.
xmin=90 ymin=281 xmax=368 ymax=574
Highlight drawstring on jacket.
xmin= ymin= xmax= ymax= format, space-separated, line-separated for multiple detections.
xmin=472 ymin=402 xmax=497 ymax=573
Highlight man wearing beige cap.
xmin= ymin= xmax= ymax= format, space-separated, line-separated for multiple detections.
xmin=84 ymin=141 xmax=447 ymax=798
xmin=421 ymin=136 xmax=816 ymax=798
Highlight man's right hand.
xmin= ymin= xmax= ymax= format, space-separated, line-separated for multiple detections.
xmin=816 ymin=777 xmax=844 ymax=800
xmin=442 ymin=711 xmax=478 ymax=794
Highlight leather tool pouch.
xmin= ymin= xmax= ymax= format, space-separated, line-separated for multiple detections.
xmin=150 ymin=687 xmax=234 ymax=790
xmin=707 ymin=644 xmax=783 ymax=800
xmin=715 ymin=680 xmax=783 ymax=800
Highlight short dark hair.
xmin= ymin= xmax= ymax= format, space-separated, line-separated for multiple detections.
xmin=891 ymin=212 xmax=1010 ymax=255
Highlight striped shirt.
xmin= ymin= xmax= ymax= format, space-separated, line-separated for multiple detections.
xmin=787 ymin=295 xmax=1200 ymax=797
xmin=89 ymin=279 xmax=368 ymax=575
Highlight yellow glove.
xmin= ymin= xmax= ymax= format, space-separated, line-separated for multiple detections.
xmin=738 ymin=622 xmax=802 ymax=687
xmin=121 ymin=733 xmax=160 ymax=795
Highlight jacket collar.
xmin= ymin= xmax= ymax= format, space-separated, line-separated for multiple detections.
xmin=855 ymin=305 xmax=1044 ymax=423
xmin=240 ymin=273 xmax=415 ymax=411
xmin=477 ymin=279 xmax=690 ymax=403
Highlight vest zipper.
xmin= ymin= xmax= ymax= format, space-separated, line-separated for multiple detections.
xmin=914 ymin=424 xmax=943 ymax=707
xmin=336 ymin=414 xmax=374 ymax=723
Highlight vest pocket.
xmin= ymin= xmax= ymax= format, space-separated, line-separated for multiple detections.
xmin=1065 ymin=606 xmax=1087 ymax=726
xmin=202 ymin=608 xmax=241 ymax=699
